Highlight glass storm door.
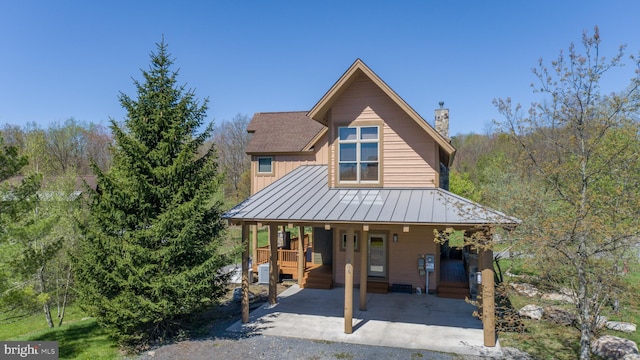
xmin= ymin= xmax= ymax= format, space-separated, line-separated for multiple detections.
xmin=368 ymin=234 xmax=386 ymax=277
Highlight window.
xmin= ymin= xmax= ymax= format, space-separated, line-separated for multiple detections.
xmin=340 ymin=231 xmax=359 ymax=251
xmin=338 ymin=126 xmax=379 ymax=183
xmin=257 ymin=157 xmax=273 ymax=174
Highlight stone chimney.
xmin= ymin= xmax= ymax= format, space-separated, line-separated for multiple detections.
xmin=434 ymin=101 xmax=449 ymax=141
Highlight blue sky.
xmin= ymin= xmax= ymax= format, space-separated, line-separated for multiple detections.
xmin=1 ymin=1 xmax=639 ymax=136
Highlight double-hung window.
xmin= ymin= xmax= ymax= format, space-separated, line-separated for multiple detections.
xmin=338 ymin=126 xmax=379 ymax=183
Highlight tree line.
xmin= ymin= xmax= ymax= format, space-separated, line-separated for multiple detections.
xmin=1 ymin=116 xmax=251 ymax=205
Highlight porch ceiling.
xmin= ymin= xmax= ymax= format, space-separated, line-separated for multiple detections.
xmin=224 ymin=165 xmax=520 ymax=227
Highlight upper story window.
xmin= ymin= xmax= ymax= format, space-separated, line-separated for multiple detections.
xmin=338 ymin=126 xmax=379 ymax=183
xmin=257 ymin=157 xmax=273 ymax=174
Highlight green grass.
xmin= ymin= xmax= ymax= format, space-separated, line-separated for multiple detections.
xmin=497 ymin=260 xmax=640 ymax=359
xmin=602 ymin=261 xmax=640 ymax=345
xmin=500 ymin=318 xmax=581 ymax=359
xmin=1 ymin=305 xmax=120 ymax=360
xmin=494 ymin=256 xmax=537 ymax=277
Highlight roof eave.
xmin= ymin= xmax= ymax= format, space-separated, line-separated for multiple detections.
xmin=301 ymin=127 xmax=328 ymax=152
xmin=246 ymin=150 xmax=315 ymax=156
xmin=225 ymin=217 xmax=520 ymax=228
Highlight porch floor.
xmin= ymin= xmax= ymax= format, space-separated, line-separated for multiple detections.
xmin=438 ymin=259 xmax=469 ymax=299
xmin=228 ymin=285 xmax=501 ymax=357
xmin=440 ymin=259 xmax=467 ymax=283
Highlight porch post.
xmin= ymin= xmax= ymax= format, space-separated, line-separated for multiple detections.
xmin=251 ymin=225 xmax=258 ymax=269
xmin=241 ymin=223 xmax=250 ymax=323
xmin=344 ymin=227 xmax=355 ymax=334
xmin=269 ymin=224 xmax=278 ymax=305
xmin=297 ymin=225 xmax=305 ymax=286
xmin=480 ymin=247 xmax=496 ymax=347
xmin=359 ymin=226 xmax=369 ymax=311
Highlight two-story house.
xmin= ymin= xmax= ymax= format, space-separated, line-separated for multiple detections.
xmin=224 ymin=59 xmax=518 ymax=346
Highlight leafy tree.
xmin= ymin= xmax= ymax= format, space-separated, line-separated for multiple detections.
xmin=495 ymin=27 xmax=640 ymax=359
xmin=74 ymin=40 xmax=230 ymax=346
xmin=449 ymin=171 xmax=481 ymax=202
xmin=0 ymin=134 xmax=81 ymax=328
xmin=1 ymin=120 xmax=113 ymax=176
xmin=83 ymin=123 xmax=113 ymax=172
xmin=0 ymin=135 xmax=42 ymax=323
xmin=4 ymin=174 xmax=81 ymax=328
xmin=212 ymin=113 xmax=251 ymax=205
xmin=22 ymin=123 xmax=49 ymax=175
xmin=45 ymin=118 xmax=87 ymax=175
xmin=0 ymin=136 xmax=27 ymax=181
xmin=450 ymin=133 xmax=494 ymax=175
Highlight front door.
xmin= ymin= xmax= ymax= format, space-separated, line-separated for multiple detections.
xmin=368 ymin=234 xmax=386 ymax=277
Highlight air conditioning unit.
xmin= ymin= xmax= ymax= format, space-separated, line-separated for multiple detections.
xmin=258 ymin=263 xmax=270 ymax=284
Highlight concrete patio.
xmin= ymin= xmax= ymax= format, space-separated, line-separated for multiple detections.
xmin=227 ymin=285 xmax=504 ymax=357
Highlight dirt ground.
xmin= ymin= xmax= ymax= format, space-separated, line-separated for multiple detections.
xmin=192 ymin=282 xmax=292 ymax=337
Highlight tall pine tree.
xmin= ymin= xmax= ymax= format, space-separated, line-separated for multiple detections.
xmin=75 ymin=40 xmax=230 ymax=345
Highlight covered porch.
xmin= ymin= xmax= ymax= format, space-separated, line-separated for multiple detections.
xmin=226 ymin=285 xmax=503 ymax=357
xmin=224 ymin=165 xmax=519 ymax=348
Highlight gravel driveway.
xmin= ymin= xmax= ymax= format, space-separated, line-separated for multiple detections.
xmin=137 ymin=334 xmax=478 ymax=360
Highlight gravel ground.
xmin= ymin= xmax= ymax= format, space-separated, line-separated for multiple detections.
xmin=137 ymin=334 xmax=477 ymax=360
xmin=130 ymin=285 xmax=532 ymax=360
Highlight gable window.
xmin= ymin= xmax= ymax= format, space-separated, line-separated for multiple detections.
xmin=257 ymin=157 xmax=273 ymax=174
xmin=338 ymin=126 xmax=379 ymax=183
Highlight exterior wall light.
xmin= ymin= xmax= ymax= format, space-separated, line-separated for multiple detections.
xmin=393 ymin=233 xmax=398 ymax=243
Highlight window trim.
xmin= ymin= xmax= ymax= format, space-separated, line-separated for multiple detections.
xmin=256 ymin=156 xmax=274 ymax=175
xmin=340 ymin=230 xmax=360 ymax=252
xmin=337 ymin=125 xmax=380 ymax=184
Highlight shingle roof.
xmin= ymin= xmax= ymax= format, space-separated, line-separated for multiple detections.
xmin=246 ymin=112 xmax=326 ymax=154
xmin=224 ymin=165 xmax=520 ymax=226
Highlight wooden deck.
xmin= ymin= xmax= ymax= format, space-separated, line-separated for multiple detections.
xmin=440 ymin=259 xmax=467 ymax=283
xmin=254 ymin=247 xmax=303 ymax=278
xmin=438 ymin=259 xmax=469 ymax=299
xmin=252 ymin=233 xmax=333 ymax=288
xmin=253 ymin=235 xmax=310 ymax=279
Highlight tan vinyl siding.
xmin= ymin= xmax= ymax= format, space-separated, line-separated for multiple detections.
xmin=251 ymin=134 xmax=328 ymax=194
xmin=333 ymin=225 xmax=440 ymax=292
xmin=329 ymin=75 xmax=439 ymax=188
xmin=386 ymin=228 xmax=439 ymax=292
xmin=383 ymin=116 xmax=439 ymax=187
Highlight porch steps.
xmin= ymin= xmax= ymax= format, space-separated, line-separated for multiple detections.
xmin=437 ymin=281 xmax=469 ymax=299
xmin=366 ymin=281 xmax=389 ymax=294
xmin=301 ymin=265 xmax=333 ymax=290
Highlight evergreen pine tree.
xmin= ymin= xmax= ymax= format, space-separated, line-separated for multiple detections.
xmin=75 ymin=40 xmax=230 ymax=345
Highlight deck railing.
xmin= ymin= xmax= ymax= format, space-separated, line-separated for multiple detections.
xmin=255 ymin=247 xmax=305 ymax=271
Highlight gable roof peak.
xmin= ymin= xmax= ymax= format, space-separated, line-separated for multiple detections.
xmin=307 ymin=59 xmax=455 ymax=156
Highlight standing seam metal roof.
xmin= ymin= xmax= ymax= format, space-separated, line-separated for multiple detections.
xmin=224 ymin=165 xmax=520 ymax=226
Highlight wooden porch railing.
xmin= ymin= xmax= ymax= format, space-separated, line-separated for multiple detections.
xmin=253 ymin=235 xmax=309 ymax=278
xmin=256 ymin=247 xmax=304 ymax=268
xmin=255 ymin=247 xmax=306 ymax=271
